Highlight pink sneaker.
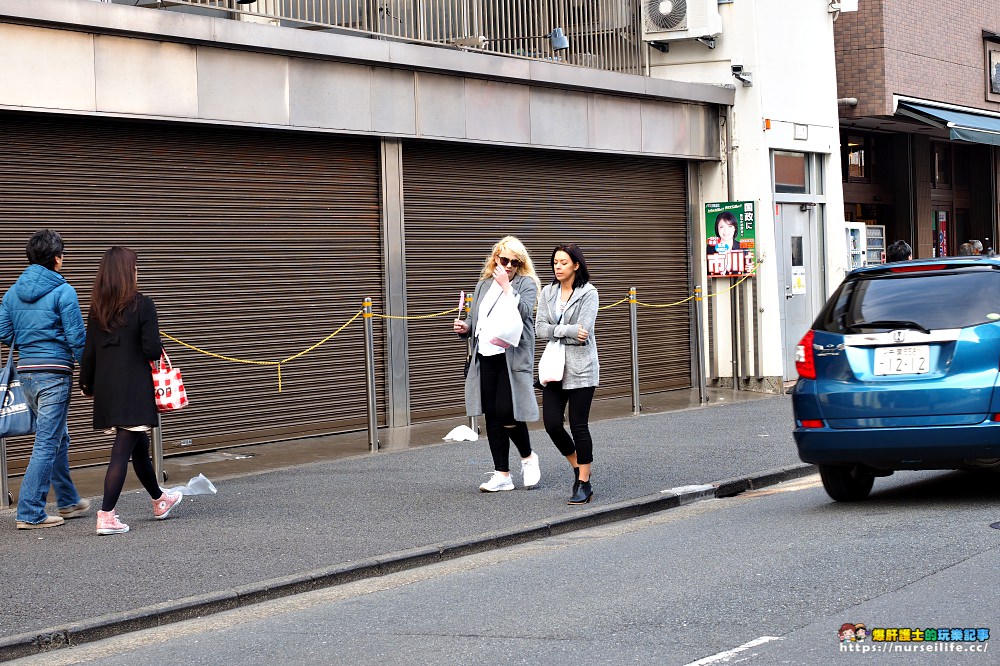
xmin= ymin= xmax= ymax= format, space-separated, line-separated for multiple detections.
xmin=152 ymin=490 xmax=183 ymax=520
xmin=96 ymin=510 xmax=129 ymax=535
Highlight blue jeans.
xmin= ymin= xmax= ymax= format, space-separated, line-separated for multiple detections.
xmin=16 ymin=372 xmax=81 ymax=524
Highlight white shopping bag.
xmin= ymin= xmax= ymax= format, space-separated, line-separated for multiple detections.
xmin=480 ymin=291 xmax=522 ymax=349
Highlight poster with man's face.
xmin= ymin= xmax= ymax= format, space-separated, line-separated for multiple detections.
xmin=706 ymin=201 xmax=756 ymax=277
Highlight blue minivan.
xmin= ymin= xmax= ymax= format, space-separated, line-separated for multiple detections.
xmin=792 ymin=257 xmax=1000 ymax=501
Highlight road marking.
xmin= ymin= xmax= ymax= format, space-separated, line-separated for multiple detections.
xmin=685 ymin=636 xmax=784 ymax=665
xmin=739 ymin=474 xmax=821 ymax=498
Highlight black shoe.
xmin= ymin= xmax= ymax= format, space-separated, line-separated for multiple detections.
xmin=572 ymin=467 xmax=580 ymax=495
xmin=568 ymin=480 xmax=593 ymax=505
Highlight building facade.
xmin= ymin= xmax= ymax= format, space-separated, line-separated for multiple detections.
xmin=835 ymin=2 xmax=1000 ymax=263
xmin=0 ymin=0 xmax=737 ymax=472
xmin=645 ymin=0 xmax=847 ymax=385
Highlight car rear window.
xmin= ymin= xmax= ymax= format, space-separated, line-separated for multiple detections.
xmin=815 ymin=269 xmax=1000 ymax=333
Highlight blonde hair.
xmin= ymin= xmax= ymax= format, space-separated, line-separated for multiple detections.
xmin=480 ymin=235 xmax=540 ymax=288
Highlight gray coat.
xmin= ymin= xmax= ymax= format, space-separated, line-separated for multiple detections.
xmin=535 ymin=282 xmax=600 ymax=389
xmin=461 ymin=274 xmax=539 ymax=422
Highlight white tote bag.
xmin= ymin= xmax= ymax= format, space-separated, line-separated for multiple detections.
xmin=480 ymin=291 xmax=523 ymax=349
xmin=538 ymin=339 xmax=565 ymax=386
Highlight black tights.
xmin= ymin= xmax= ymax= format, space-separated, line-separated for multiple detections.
xmin=478 ymin=353 xmax=532 ymax=473
xmin=101 ymin=428 xmax=163 ymax=512
xmin=542 ymin=383 xmax=596 ymax=465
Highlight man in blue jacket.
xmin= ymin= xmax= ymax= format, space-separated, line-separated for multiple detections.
xmin=0 ymin=230 xmax=89 ymax=529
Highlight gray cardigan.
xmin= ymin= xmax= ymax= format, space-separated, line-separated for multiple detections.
xmin=460 ymin=274 xmax=540 ymax=422
xmin=535 ymin=282 xmax=600 ymax=389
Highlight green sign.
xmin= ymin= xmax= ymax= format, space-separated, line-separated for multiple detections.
xmin=706 ymin=201 xmax=756 ymax=277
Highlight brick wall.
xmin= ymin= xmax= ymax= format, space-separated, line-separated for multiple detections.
xmin=836 ymin=0 xmax=1000 ymax=116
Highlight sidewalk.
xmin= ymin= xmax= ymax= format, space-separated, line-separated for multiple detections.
xmin=0 ymin=389 xmax=811 ymax=660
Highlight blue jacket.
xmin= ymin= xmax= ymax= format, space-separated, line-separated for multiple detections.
xmin=0 ymin=264 xmax=86 ymax=369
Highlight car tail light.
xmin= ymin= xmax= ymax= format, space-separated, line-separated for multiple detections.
xmin=800 ymin=419 xmax=824 ymax=428
xmin=795 ymin=330 xmax=816 ymax=379
xmin=889 ymin=264 xmax=946 ymax=273
xmin=992 ymin=414 xmax=1000 ymax=422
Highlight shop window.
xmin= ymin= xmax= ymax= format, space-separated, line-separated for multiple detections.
xmin=774 ymin=151 xmax=808 ymax=193
xmin=932 ymin=142 xmax=951 ymax=189
xmin=843 ymin=134 xmax=870 ymax=183
xmin=986 ymin=37 xmax=1000 ymax=104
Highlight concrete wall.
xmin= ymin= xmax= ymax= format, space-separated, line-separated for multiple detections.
xmin=0 ymin=0 xmax=731 ymax=160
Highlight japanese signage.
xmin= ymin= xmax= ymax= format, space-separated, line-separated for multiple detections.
xmin=706 ymin=201 xmax=756 ymax=277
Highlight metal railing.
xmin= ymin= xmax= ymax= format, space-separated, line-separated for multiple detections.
xmin=133 ymin=0 xmax=644 ymax=75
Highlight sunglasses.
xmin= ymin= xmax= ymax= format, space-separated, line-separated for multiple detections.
xmin=497 ymin=256 xmax=522 ymax=269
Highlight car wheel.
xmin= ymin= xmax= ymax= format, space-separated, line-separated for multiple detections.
xmin=819 ymin=464 xmax=875 ymax=502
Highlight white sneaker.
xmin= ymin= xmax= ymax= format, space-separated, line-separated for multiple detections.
xmin=479 ymin=471 xmax=515 ymax=492
xmin=521 ymin=452 xmax=541 ymax=488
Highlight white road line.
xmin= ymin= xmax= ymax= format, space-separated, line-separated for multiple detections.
xmin=684 ymin=636 xmax=784 ymax=665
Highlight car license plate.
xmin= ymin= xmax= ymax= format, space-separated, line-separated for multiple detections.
xmin=874 ymin=345 xmax=930 ymax=376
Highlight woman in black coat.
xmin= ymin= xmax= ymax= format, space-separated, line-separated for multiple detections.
xmin=80 ymin=247 xmax=182 ymax=535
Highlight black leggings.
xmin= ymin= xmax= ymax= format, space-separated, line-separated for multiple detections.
xmin=101 ymin=428 xmax=164 ymax=512
xmin=478 ymin=353 xmax=532 ymax=473
xmin=542 ymin=383 xmax=596 ymax=465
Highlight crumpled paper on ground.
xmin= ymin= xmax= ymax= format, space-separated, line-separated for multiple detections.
xmin=163 ymin=473 xmax=217 ymax=496
xmin=443 ymin=425 xmax=478 ymax=442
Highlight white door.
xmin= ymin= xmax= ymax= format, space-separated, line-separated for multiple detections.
xmin=776 ymin=204 xmax=818 ymax=379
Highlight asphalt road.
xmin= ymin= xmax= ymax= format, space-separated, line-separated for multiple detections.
xmin=12 ymin=468 xmax=998 ymax=665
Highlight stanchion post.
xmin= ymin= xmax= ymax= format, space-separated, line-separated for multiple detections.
xmin=152 ymin=414 xmax=165 ymax=485
xmin=629 ymin=286 xmax=640 ymax=414
xmin=464 ymin=292 xmax=476 ymax=432
xmin=0 ymin=436 xmax=9 ymax=508
xmin=363 ymin=297 xmax=379 ymax=451
xmin=694 ymin=285 xmax=708 ymax=404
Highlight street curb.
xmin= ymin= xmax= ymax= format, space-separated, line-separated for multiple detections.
xmin=0 ymin=462 xmax=816 ymax=661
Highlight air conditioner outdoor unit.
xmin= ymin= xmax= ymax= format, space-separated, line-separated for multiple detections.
xmin=641 ymin=0 xmax=723 ymax=46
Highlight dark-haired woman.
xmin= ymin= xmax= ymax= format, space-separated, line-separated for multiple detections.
xmin=535 ymin=243 xmax=599 ymax=504
xmin=80 ymin=247 xmax=182 ymax=535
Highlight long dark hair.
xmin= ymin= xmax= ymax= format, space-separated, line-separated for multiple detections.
xmin=90 ymin=247 xmax=139 ymax=333
xmin=549 ymin=243 xmax=591 ymax=288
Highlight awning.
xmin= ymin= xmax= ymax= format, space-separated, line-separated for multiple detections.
xmin=896 ymin=101 xmax=1000 ymax=146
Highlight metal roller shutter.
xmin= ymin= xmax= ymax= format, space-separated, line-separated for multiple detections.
xmin=402 ymin=141 xmax=690 ymax=422
xmin=0 ymin=113 xmax=385 ymax=474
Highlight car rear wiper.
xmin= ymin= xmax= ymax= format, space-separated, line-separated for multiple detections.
xmin=845 ymin=320 xmax=930 ymax=334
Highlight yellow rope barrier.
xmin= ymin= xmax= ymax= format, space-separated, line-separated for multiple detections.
xmin=598 ymin=296 xmax=630 ymax=311
xmin=371 ymin=307 xmax=460 ymax=320
xmin=161 ymin=308 xmax=365 ymax=392
xmin=161 ymin=260 xmax=765 ymax=393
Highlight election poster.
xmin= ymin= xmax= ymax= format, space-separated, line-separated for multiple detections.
xmin=706 ymin=201 xmax=756 ymax=278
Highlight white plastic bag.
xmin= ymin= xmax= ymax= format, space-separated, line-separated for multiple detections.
xmin=480 ymin=292 xmax=523 ymax=349
xmin=163 ymin=473 xmax=217 ymax=496
xmin=538 ymin=339 xmax=566 ymax=386
xmin=443 ymin=425 xmax=479 ymax=442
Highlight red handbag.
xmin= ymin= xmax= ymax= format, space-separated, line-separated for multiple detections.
xmin=151 ymin=350 xmax=189 ymax=413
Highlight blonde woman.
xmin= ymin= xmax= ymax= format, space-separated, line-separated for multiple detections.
xmin=453 ymin=236 xmax=541 ymax=492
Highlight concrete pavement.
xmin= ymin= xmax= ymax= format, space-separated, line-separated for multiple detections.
xmin=0 ymin=389 xmax=812 ymax=661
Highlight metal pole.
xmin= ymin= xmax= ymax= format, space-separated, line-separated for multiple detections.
xmin=0 ymin=436 xmax=9 ymax=508
xmin=363 ymin=297 xmax=379 ymax=451
xmin=464 ymin=292 xmax=476 ymax=433
xmin=629 ymin=286 xmax=640 ymax=414
xmin=730 ymin=285 xmax=740 ymax=386
xmin=152 ymin=414 xmax=165 ymax=485
xmin=694 ymin=285 xmax=708 ymax=404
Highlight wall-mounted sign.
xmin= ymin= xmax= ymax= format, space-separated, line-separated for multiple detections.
xmin=706 ymin=201 xmax=756 ymax=278
xmin=791 ymin=266 xmax=807 ymax=294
